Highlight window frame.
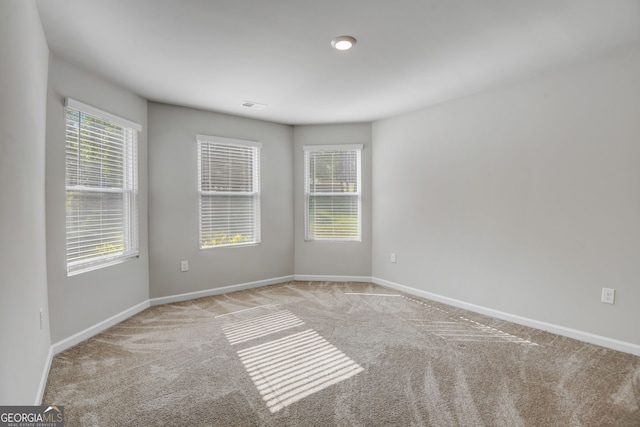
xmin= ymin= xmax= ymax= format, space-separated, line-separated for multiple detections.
xmin=197 ymin=134 xmax=262 ymax=250
xmin=64 ymin=98 xmax=141 ymax=276
xmin=303 ymin=144 xmax=363 ymax=242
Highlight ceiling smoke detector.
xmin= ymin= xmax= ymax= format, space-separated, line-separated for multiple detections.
xmin=331 ymin=35 xmax=357 ymax=51
xmin=242 ymin=101 xmax=267 ymax=110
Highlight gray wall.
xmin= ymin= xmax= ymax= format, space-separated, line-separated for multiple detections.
xmin=0 ymin=0 xmax=51 ymax=404
xmin=372 ymin=44 xmax=640 ymax=345
xmin=148 ymin=103 xmax=294 ymax=299
xmin=293 ymin=124 xmax=372 ymax=278
xmin=45 ymin=56 xmax=149 ymax=343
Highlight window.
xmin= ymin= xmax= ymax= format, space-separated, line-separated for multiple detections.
xmin=197 ymin=135 xmax=261 ymax=249
xmin=65 ymin=99 xmax=140 ymax=275
xmin=304 ymin=145 xmax=362 ymax=241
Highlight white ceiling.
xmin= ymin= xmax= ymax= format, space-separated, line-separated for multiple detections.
xmin=36 ymin=0 xmax=640 ymax=125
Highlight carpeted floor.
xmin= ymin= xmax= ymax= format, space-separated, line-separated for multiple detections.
xmin=43 ymin=281 xmax=640 ymax=426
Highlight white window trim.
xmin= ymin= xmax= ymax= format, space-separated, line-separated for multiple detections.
xmin=303 ymin=144 xmax=363 ymax=242
xmin=66 ymin=98 xmax=142 ymax=132
xmin=303 ymin=144 xmax=362 ymax=152
xmin=65 ymin=98 xmax=140 ymax=276
xmin=196 ymin=134 xmax=261 ymax=148
xmin=197 ymin=135 xmax=262 ymax=249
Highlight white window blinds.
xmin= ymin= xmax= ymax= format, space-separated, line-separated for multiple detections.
xmin=65 ymin=98 xmax=140 ymax=275
xmin=304 ymin=145 xmax=362 ymax=241
xmin=197 ymin=135 xmax=261 ymax=249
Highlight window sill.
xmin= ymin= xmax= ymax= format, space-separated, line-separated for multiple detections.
xmin=67 ymin=254 xmax=139 ymax=277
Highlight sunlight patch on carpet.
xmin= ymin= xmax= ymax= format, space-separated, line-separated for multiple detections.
xmin=426 ymin=318 xmax=539 ymax=346
xmin=357 ymin=292 xmax=539 ymax=347
xmin=215 ymin=304 xmax=279 ymax=318
xmin=221 ymin=310 xmax=305 ymax=345
xmin=237 ymin=329 xmax=364 ymax=413
xmin=401 ymin=295 xmax=451 ymax=315
xmin=344 ymin=292 xmax=402 ymax=297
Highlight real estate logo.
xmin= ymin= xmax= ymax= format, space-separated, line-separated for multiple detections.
xmin=0 ymin=405 xmax=64 ymax=427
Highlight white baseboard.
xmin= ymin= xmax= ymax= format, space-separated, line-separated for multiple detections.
xmin=373 ymin=277 xmax=640 ymax=356
xmin=149 ymin=275 xmax=295 ymax=306
xmin=35 ymin=346 xmax=53 ymax=405
xmin=294 ymin=274 xmax=372 ymax=283
xmin=51 ymin=300 xmax=150 ymax=355
xmin=43 ymin=272 xmax=638 ymax=406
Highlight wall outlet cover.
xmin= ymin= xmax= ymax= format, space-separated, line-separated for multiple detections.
xmin=601 ymin=287 xmax=615 ymax=304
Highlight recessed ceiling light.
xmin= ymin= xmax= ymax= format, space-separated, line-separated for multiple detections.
xmin=331 ymin=35 xmax=356 ymax=51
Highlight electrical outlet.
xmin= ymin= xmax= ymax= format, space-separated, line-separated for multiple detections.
xmin=601 ymin=288 xmax=615 ymax=304
xmin=180 ymin=260 xmax=189 ymax=272
xmin=390 ymin=253 xmax=397 ymax=263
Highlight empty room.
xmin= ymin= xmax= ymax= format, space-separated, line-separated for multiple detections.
xmin=1 ymin=0 xmax=639 ymax=425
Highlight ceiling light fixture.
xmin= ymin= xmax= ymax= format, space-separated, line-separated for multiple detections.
xmin=331 ymin=35 xmax=356 ymax=51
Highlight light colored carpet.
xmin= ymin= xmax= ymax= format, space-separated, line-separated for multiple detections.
xmin=43 ymin=281 xmax=640 ymax=426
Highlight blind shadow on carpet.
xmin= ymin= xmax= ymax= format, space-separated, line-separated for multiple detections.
xmin=43 ymin=281 xmax=640 ymax=426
